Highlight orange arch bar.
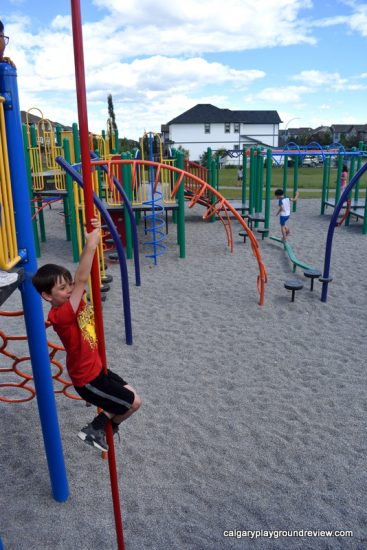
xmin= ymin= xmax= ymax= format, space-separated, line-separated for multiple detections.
xmin=91 ymin=159 xmax=267 ymax=305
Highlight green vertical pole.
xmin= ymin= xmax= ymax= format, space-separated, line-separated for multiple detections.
xmin=241 ymin=146 xmax=247 ymax=211
xmin=283 ymin=155 xmax=288 ymax=195
xmin=114 ymin=129 xmax=119 ymax=153
xmin=207 ymin=148 xmax=216 ymax=222
xmin=37 ymin=197 xmax=46 ymax=242
xmin=321 ymin=157 xmax=328 ymax=214
xmin=207 ymin=147 xmax=212 ymax=186
xmin=249 ymin=148 xmax=255 ymax=214
xmin=56 ymin=125 xmax=62 ymax=147
xmin=343 ymin=148 xmax=356 ymax=227
xmin=259 ymin=149 xmax=264 ymax=212
xmin=22 ymin=124 xmax=40 ymax=257
xmin=255 ymin=148 xmax=263 ymax=219
xmin=293 ymin=155 xmax=298 ymax=213
xmin=30 ymin=124 xmax=37 ymax=148
xmin=72 ymin=123 xmax=81 ymax=163
xmin=175 ymin=150 xmax=186 ymax=258
xmin=335 ymin=152 xmax=343 ymax=205
xmin=171 ymin=149 xmax=178 ymax=224
xmin=63 ymin=196 xmax=71 ymax=241
xmin=212 ymin=159 xmax=218 ymax=190
xmin=264 ymin=148 xmax=272 ymax=233
xmin=352 ymin=147 xmax=359 ymax=203
xmin=122 ymin=153 xmax=133 ymax=260
xmin=63 ymin=139 xmax=79 ymax=262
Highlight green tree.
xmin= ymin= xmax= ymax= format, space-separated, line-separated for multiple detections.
xmin=107 ymin=94 xmax=118 ymax=151
xmin=176 ymin=145 xmax=189 ymax=159
xmin=199 ymin=150 xmax=208 ymax=167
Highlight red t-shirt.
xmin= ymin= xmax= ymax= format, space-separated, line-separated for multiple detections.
xmin=48 ymin=300 xmax=102 ymax=387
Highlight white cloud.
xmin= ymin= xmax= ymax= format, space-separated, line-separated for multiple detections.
xmin=292 ymin=70 xmax=367 ymax=92
xmin=313 ymin=3 xmax=367 ymax=37
xmin=245 ymin=85 xmax=311 ymax=104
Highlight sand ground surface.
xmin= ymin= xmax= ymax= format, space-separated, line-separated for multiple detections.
xmin=0 ymin=199 xmax=366 ymax=550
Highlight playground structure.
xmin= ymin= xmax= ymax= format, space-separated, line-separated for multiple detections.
xmin=209 ymin=141 xmax=367 ymax=235
xmin=271 ymin=142 xmax=367 ymax=233
xmin=0 ymin=4 xmax=269 ymax=549
xmin=20 ymin=106 xmax=270 ymax=303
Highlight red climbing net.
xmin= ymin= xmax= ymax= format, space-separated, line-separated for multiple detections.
xmin=0 ymin=309 xmax=81 ymax=403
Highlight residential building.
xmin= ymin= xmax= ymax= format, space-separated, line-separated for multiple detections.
xmin=162 ymin=104 xmax=282 ymax=163
xmin=330 ymin=124 xmax=367 ymax=144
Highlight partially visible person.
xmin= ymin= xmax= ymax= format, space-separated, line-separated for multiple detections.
xmin=237 ymin=166 xmax=243 ymax=181
xmin=340 ymin=164 xmax=348 ymax=192
xmin=274 ymin=188 xmax=299 ymax=241
xmin=0 ymin=20 xmax=16 ymax=68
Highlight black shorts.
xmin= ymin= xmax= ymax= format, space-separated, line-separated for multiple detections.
xmin=75 ymin=369 xmax=135 ymax=415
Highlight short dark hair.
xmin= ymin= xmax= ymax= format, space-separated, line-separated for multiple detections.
xmin=0 ymin=21 xmax=4 ymax=33
xmin=32 ymin=264 xmax=72 ymax=295
xmin=274 ymin=188 xmax=284 ymax=197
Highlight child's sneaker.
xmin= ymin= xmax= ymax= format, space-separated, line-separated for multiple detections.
xmin=0 ymin=270 xmax=18 ymax=288
xmin=78 ymin=422 xmax=108 ymax=451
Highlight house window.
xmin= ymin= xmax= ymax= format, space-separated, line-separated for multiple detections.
xmin=233 ymin=144 xmax=240 ymax=150
xmin=204 ymin=123 xmax=210 ymax=134
xmin=234 ymin=123 xmax=240 ymax=133
xmin=225 ymin=123 xmax=230 ymax=133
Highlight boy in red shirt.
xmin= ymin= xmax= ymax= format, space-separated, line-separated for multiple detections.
xmin=32 ymin=218 xmax=141 ymax=452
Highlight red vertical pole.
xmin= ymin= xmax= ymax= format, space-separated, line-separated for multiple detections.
xmin=70 ymin=2 xmax=125 ymax=549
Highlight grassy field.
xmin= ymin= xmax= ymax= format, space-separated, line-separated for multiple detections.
xmin=216 ymin=166 xmax=367 ymax=200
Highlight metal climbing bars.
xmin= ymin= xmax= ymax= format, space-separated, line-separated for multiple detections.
xmin=92 ymin=157 xmax=268 ymax=305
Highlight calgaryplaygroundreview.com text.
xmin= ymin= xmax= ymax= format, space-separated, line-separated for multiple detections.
xmin=223 ymin=529 xmax=353 ymax=540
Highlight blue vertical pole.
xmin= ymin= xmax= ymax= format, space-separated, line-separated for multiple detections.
xmin=0 ymin=63 xmax=69 ymax=502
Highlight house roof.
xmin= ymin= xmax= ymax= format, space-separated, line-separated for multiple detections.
xmin=330 ymin=124 xmax=354 ymax=132
xmin=167 ymin=104 xmax=282 ymax=125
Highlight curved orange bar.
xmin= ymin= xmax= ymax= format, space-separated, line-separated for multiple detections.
xmin=91 ymin=159 xmax=268 ymax=305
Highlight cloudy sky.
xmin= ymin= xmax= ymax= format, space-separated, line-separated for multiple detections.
xmin=2 ymin=0 xmax=367 ymax=139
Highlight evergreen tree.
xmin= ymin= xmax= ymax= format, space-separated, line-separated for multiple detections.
xmin=107 ymin=94 xmax=118 ymax=151
xmin=107 ymin=94 xmax=117 ymax=131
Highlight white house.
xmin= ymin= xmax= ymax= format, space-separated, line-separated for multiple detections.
xmin=162 ymin=104 xmax=282 ymax=164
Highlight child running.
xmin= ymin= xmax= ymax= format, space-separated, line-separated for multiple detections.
xmin=274 ymin=188 xmax=299 ymax=240
xmin=32 ymin=218 xmax=141 ymax=452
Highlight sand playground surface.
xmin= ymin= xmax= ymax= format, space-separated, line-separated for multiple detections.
xmin=0 ymin=198 xmax=366 ymax=550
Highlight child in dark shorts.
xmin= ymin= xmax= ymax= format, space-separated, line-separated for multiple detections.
xmin=274 ymin=189 xmax=299 ymax=240
xmin=32 ymin=218 xmax=141 ymax=452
